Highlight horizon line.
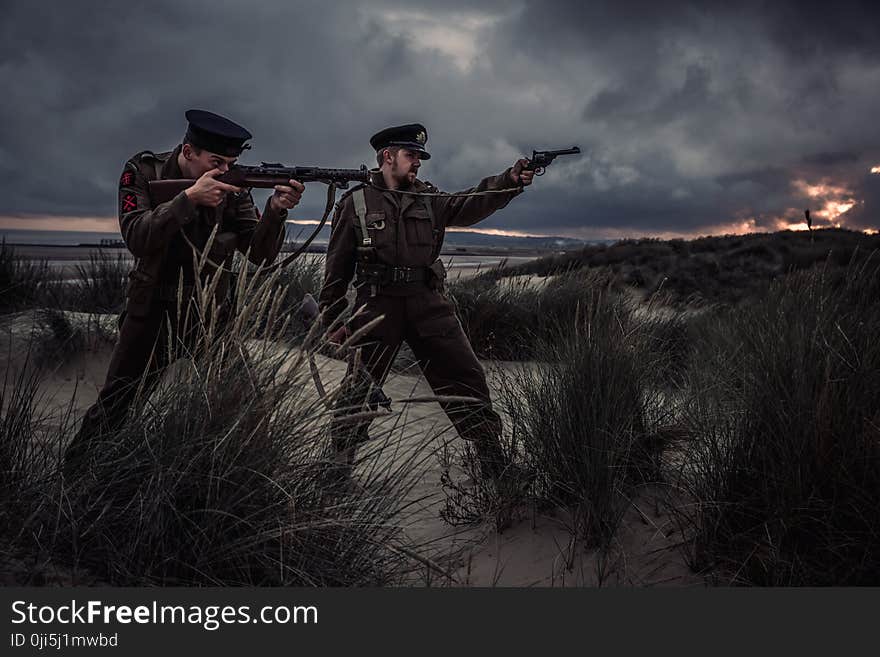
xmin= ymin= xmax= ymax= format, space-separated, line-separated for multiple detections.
xmin=1 ymin=215 xmax=877 ymax=242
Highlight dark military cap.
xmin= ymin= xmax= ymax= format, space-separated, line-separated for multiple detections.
xmin=184 ymin=109 xmax=252 ymax=157
xmin=370 ymin=123 xmax=431 ymax=159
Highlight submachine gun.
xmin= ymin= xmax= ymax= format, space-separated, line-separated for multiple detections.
xmin=147 ymin=163 xmax=371 ymax=269
xmin=148 ymin=163 xmax=371 ymax=205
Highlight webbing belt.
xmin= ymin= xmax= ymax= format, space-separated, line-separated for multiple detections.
xmin=356 ymin=264 xmax=430 ymax=286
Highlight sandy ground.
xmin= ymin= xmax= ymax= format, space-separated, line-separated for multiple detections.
xmin=2 ymin=311 xmax=699 ymax=587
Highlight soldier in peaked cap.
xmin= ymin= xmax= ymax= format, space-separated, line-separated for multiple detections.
xmin=63 ymin=109 xmax=305 ymax=475
xmin=318 ymin=122 xmax=536 ymax=491
xmin=368 ymin=123 xmax=432 ymax=160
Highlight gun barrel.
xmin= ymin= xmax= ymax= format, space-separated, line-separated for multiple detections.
xmin=227 ymin=164 xmax=370 ymax=187
xmin=536 ymin=146 xmax=580 ymax=156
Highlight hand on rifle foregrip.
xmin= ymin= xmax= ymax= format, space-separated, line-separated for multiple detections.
xmin=270 ymin=179 xmax=305 ymax=212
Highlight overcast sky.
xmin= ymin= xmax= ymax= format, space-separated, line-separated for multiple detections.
xmin=1 ymin=0 xmax=879 ymax=238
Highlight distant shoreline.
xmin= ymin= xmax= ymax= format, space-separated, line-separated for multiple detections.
xmin=2 ymin=226 xmax=598 ymax=256
xmin=4 ymin=243 xmax=543 ymax=281
xmin=5 ymin=242 xmax=560 ymax=260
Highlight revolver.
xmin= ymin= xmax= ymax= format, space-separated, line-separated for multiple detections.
xmin=524 ymin=146 xmax=581 ymax=175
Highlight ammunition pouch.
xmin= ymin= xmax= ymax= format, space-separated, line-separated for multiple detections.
xmin=355 ymin=245 xmax=379 ymax=264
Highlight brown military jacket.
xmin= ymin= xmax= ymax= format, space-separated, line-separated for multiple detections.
xmin=318 ymin=168 xmax=522 ymax=325
xmin=118 ymin=145 xmax=287 ymax=316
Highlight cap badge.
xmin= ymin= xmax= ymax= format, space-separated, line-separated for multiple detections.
xmin=415 ymin=131 xmax=427 ymax=145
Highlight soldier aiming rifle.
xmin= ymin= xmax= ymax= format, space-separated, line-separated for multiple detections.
xmin=63 ymin=110 xmax=363 ymax=475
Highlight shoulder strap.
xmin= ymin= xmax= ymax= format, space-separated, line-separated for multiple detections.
xmin=352 ymin=187 xmax=371 ymax=246
xmin=131 ymin=150 xmax=172 ymax=181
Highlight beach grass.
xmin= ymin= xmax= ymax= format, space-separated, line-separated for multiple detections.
xmin=1 ymin=260 xmax=437 ymax=586
xmin=671 ymin=253 xmax=880 ymax=584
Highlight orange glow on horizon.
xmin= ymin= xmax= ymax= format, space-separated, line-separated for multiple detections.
xmin=1 ymin=213 xmax=875 ymax=243
xmin=791 ymin=178 xmax=859 ymax=224
xmin=446 ymin=226 xmax=548 ymax=239
xmin=872 ymin=165 xmax=880 ymax=174
xmin=285 ymin=221 xmax=551 ymax=239
xmin=0 ymin=215 xmax=118 ymax=232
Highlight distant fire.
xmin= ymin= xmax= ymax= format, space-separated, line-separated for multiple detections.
xmin=872 ymin=165 xmax=880 ymax=174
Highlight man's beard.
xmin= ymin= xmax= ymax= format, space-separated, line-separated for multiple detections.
xmin=393 ymin=171 xmax=416 ymax=190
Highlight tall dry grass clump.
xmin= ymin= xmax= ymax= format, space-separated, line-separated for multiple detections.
xmin=491 ymin=276 xmax=674 ymax=547
xmin=0 ymin=353 xmax=55 ymax=507
xmin=2 ymin=244 xmax=433 ymax=586
xmin=446 ymin=267 xmax=539 ymax=359
xmin=0 ymin=240 xmax=52 ymax=313
xmin=675 ymin=254 xmax=880 ymax=584
xmin=68 ymin=251 xmax=129 ymax=314
xmin=232 ymin=252 xmax=323 ymax=343
xmin=1 ymin=249 xmax=128 ymax=369
xmin=2 ymin=244 xmax=129 ymax=315
xmin=447 ymin=268 xmax=625 ymax=360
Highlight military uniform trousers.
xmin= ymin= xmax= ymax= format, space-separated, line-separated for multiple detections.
xmin=332 ymin=286 xmax=506 ymax=479
xmin=65 ymin=301 xmax=205 ymax=464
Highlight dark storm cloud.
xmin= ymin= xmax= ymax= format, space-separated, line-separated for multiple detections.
xmin=1 ymin=0 xmax=879 ymax=236
xmin=840 ymin=174 xmax=880 ymax=230
xmin=715 ymin=167 xmax=790 ymax=190
xmin=762 ymin=1 xmax=880 ymax=60
xmin=801 ymin=151 xmax=861 ymax=167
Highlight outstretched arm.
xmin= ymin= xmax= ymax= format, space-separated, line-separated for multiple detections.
xmin=432 ymin=158 xmax=534 ymax=228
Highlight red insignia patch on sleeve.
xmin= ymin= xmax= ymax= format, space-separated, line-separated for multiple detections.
xmin=120 ymin=171 xmax=135 ymax=187
xmin=121 ymin=193 xmax=137 ymax=212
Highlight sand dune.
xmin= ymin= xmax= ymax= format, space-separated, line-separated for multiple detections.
xmin=4 ymin=310 xmax=697 ymax=588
